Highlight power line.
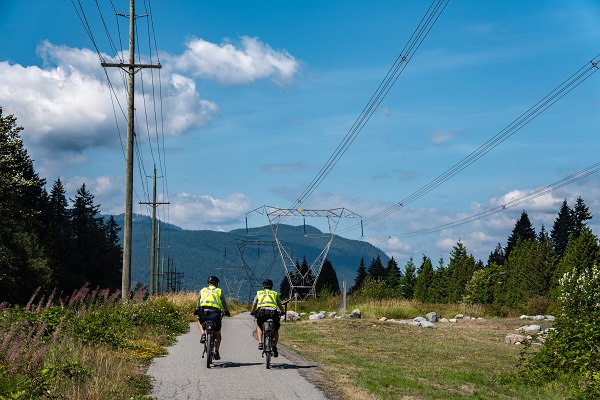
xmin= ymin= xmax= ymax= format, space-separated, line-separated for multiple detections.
xmin=340 ymin=54 xmax=600 ymax=235
xmin=288 ymin=0 xmax=450 ymax=212
xmin=374 ymin=162 xmax=600 ymax=238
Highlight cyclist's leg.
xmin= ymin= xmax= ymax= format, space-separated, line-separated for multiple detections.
xmin=214 ymin=329 xmax=221 ymax=351
xmin=213 ymin=316 xmax=223 ymax=350
xmin=256 ymin=315 xmax=265 ymax=349
xmin=272 ymin=318 xmax=281 ymax=345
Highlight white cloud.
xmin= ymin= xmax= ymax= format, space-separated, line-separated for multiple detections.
xmin=168 ymin=192 xmax=252 ymax=230
xmin=0 ymin=41 xmax=218 ymax=173
xmin=430 ymin=129 xmax=458 ymax=144
xmin=172 ymin=36 xmax=300 ymax=86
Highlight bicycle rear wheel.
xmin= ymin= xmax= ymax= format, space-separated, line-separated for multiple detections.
xmin=205 ymin=332 xmax=213 ymax=368
xmin=264 ymin=335 xmax=272 ymax=369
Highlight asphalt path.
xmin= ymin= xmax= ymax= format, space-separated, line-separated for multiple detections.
xmin=146 ymin=312 xmax=333 ymax=400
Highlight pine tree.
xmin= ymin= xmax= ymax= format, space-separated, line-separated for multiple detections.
xmin=573 ymin=196 xmax=593 ymax=237
xmin=100 ymin=215 xmax=122 ymax=290
xmin=503 ymin=237 xmax=555 ymax=307
xmin=367 ymin=255 xmax=386 ymax=281
xmin=66 ymin=183 xmax=106 ymax=290
xmin=0 ymin=108 xmax=52 ymax=304
xmin=279 ymin=272 xmax=292 ymax=299
xmin=550 ymin=200 xmax=576 ymax=259
xmin=505 ymin=211 xmax=536 ymax=257
xmin=279 ymin=272 xmax=291 ymax=299
xmin=385 ymin=257 xmax=402 ymax=291
xmin=350 ymin=257 xmax=368 ymax=293
xmin=444 ymin=242 xmax=478 ymax=303
xmin=47 ymin=179 xmax=70 ymax=285
xmin=413 ymin=256 xmax=434 ymax=302
xmin=400 ymin=258 xmax=416 ymax=299
xmin=315 ymin=258 xmax=340 ymax=295
xmin=488 ymin=243 xmax=505 ymax=266
xmin=429 ymin=256 xmax=446 ymax=303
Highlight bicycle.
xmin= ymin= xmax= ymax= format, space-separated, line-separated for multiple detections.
xmin=202 ymin=320 xmax=218 ymax=368
xmin=260 ymin=310 xmax=280 ymax=369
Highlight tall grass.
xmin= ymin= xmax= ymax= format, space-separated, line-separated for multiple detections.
xmin=0 ymin=286 xmax=192 ymax=399
xmin=0 ymin=287 xmax=250 ymax=399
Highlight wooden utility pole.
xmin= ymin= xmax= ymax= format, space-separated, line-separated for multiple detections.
xmin=101 ymin=0 xmax=161 ymax=301
xmin=140 ymin=165 xmax=169 ymax=295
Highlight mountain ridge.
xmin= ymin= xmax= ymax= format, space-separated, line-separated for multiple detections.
xmin=110 ymin=214 xmax=389 ymax=300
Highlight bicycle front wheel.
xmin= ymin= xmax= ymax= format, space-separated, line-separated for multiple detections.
xmin=205 ymin=332 xmax=213 ymax=368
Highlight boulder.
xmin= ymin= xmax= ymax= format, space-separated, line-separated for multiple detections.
xmin=426 ymin=312 xmax=438 ymax=322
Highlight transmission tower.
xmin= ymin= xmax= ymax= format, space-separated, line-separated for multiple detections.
xmin=247 ymin=206 xmax=361 ymax=300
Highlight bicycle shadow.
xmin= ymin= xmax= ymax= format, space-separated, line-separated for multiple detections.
xmin=213 ymin=361 xmax=263 ymax=368
xmin=268 ymin=363 xmax=318 ymax=370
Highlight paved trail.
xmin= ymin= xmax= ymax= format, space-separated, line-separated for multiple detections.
xmin=147 ymin=312 xmax=333 ymax=400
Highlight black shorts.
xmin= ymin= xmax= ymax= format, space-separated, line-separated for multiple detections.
xmin=198 ymin=307 xmax=223 ymax=332
xmin=255 ymin=308 xmax=281 ymax=332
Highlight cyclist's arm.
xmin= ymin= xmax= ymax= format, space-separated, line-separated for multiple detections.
xmin=276 ymin=295 xmax=285 ymax=314
xmin=250 ymin=295 xmax=258 ymax=314
xmin=221 ymin=296 xmax=230 ymax=314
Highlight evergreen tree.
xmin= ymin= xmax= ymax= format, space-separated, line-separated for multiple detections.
xmin=315 ymin=258 xmax=340 ymax=295
xmin=0 ymin=108 xmax=52 ymax=304
xmin=384 ymin=257 xmax=402 ymax=291
xmin=400 ymin=258 xmax=416 ymax=299
xmin=573 ymin=196 xmax=593 ymax=237
xmin=444 ymin=242 xmax=478 ymax=303
xmin=413 ymin=255 xmax=434 ymax=302
xmin=47 ymin=178 xmax=70 ymax=285
xmin=367 ymin=255 xmax=386 ymax=281
xmin=505 ymin=211 xmax=536 ymax=257
xmin=488 ymin=243 xmax=505 ymax=266
xmin=100 ymin=215 xmax=122 ymax=290
xmin=551 ymin=200 xmax=576 ymax=259
xmin=429 ymin=256 xmax=446 ymax=303
xmin=350 ymin=257 xmax=368 ymax=293
xmin=280 ymin=272 xmax=291 ymax=299
xmin=503 ymin=237 xmax=555 ymax=307
xmin=66 ymin=183 xmax=114 ymax=290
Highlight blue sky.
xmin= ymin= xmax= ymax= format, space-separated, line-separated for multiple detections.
xmin=2 ymin=1 xmax=600 ymax=265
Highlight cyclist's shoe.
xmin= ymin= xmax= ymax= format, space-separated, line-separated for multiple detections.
xmin=258 ymin=343 xmax=263 ymax=350
xmin=273 ymin=346 xmax=279 ymax=357
xmin=200 ymin=333 xmax=206 ymax=344
xmin=214 ymin=351 xmax=220 ymax=360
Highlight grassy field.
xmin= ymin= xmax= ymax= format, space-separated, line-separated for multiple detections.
xmin=279 ymin=300 xmax=574 ymax=400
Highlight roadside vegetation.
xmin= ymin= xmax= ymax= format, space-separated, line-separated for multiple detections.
xmin=0 ymin=289 xmax=246 ymax=399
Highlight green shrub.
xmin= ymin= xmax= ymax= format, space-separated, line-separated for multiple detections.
xmin=522 ymin=296 xmax=550 ymax=316
xmin=517 ymin=265 xmax=600 ymax=396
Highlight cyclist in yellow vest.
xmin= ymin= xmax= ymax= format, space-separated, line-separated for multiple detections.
xmin=250 ymin=279 xmax=285 ymax=357
xmin=195 ymin=276 xmax=230 ymax=360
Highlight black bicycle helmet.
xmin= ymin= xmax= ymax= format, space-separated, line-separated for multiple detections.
xmin=262 ymin=279 xmax=273 ymax=289
xmin=207 ymin=276 xmax=220 ymax=285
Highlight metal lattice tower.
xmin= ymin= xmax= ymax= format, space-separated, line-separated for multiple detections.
xmin=247 ymin=206 xmax=361 ymax=300
xmin=221 ymin=239 xmax=283 ymax=302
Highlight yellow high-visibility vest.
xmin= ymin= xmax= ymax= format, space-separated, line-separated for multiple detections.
xmin=199 ymin=286 xmax=223 ymax=309
xmin=256 ymin=289 xmax=278 ymax=309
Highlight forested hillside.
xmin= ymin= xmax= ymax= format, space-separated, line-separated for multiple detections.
xmin=119 ymin=214 xmax=389 ymax=300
